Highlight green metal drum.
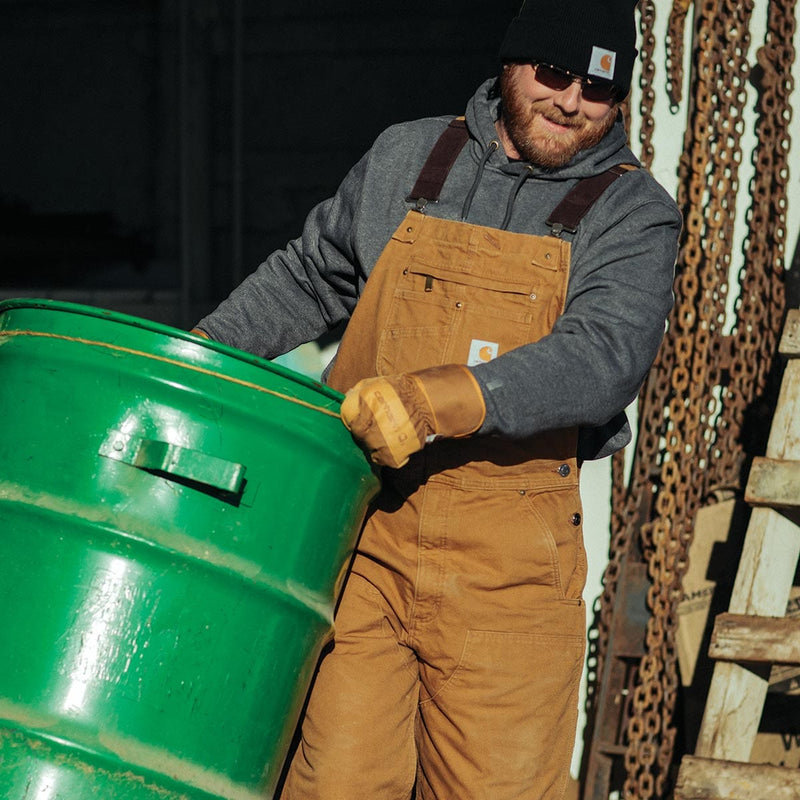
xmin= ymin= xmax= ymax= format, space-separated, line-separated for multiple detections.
xmin=0 ymin=299 xmax=379 ymax=800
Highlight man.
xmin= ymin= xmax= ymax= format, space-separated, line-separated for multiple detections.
xmin=194 ymin=1 xmax=681 ymax=797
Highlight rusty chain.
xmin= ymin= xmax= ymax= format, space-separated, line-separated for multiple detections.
xmin=638 ymin=0 xmax=658 ymax=167
xmin=586 ymin=0 xmax=796 ymax=797
xmin=586 ymin=0 xmax=669 ymax=742
xmin=665 ymin=0 xmax=693 ymax=110
xmin=586 ymin=0 xmax=660 ymax=730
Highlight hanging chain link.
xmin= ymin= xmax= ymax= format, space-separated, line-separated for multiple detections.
xmin=666 ymin=0 xmax=694 ymax=110
xmin=638 ymin=0 xmax=658 ymax=167
xmin=587 ymin=0 xmax=668 ymax=739
xmin=587 ymin=0 xmax=796 ymax=797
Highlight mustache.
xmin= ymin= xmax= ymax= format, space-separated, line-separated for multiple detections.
xmin=531 ymin=105 xmax=584 ymax=129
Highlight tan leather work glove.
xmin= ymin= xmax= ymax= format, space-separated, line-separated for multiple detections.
xmin=340 ymin=364 xmax=486 ymax=469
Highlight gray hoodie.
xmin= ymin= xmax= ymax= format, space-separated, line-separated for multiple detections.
xmin=197 ymin=78 xmax=682 ymax=458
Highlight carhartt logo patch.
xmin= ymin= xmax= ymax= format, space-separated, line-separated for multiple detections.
xmin=588 ymin=46 xmax=616 ymax=81
xmin=468 ymin=339 xmax=499 ymax=366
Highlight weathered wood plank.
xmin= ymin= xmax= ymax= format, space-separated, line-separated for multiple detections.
xmin=779 ymin=308 xmax=800 ymax=357
xmin=674 ymin=756 xmax=800 ymax=800
xmin=709 ymin=613 xmax=800 ymax=664
xmin=694 ymin=317 xmax=800 ymax=761
xmin=727 ymin=508 xmax=800 ymax=619
xmin=696 ymin=508 xmax=800 ymax=760
xmin=745 ymin=457 xmax=800 ymax=507
xmin=694 ymin=660 xmax=772 ymax=760
xmin=765 ymin=359 xmax=800 ymax=458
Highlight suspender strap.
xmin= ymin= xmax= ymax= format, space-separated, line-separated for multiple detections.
xmin=406 ymin=117 xmax=470 ymax=204
xmin=546 ymin=164 xmax=637 ymax=235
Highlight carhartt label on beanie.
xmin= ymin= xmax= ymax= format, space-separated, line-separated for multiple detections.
xmin=499 ymin=0 xmax=638 ymax=95
xmin=588 ymin=47 xmax=617 ymax=80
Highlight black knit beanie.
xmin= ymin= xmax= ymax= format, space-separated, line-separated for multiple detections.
xmin=499 ymin=0 xmax=639 ymax=96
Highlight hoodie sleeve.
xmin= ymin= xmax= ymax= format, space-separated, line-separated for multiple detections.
xmin=471 ymin=172 xmax=681 ymax=444
xmin=194 ymin=151 xmax=372 ymax=359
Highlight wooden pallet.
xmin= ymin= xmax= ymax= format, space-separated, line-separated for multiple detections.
xmin=674 ymin=309 xmax=800 ymax=799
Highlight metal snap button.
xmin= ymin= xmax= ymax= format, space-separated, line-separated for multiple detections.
xmin=558 ymin=463 xmax=571 ymax=477
xmin=571 ymin=512 xmax=582 ymax=526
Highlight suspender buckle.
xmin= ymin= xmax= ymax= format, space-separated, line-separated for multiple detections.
xmin=547 ymin=221 xmax=576 ymax=238
xmin=403 ymin=195 xmax=436 ymax=213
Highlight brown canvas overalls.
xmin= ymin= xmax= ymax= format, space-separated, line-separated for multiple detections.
xmin=280 ymin=120 xmax=630 ymax=800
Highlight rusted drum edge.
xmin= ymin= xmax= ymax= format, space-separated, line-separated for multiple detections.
xmin=0 ymin=720 xmax=268 ymax=800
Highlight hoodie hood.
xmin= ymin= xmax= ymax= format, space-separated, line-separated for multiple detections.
xmin=464 ymin=77 xmax=638 ymax=181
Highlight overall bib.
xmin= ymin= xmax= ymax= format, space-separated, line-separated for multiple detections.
xmin=281 ymin=121 xmax=627 ymax=800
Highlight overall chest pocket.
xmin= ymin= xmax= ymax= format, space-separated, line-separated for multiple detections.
xmin=376 ymin=260 xmax=560 ymax=376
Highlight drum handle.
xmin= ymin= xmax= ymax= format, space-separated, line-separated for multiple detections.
xmin=99 ymin=430 xmax=246 ymax=496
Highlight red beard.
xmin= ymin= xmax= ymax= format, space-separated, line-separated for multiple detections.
xmin=499 ymin=68 xmax=619 ymax=168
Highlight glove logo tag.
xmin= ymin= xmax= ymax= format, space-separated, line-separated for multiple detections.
xmin=467 ymin=339 xmax=499 ymax=366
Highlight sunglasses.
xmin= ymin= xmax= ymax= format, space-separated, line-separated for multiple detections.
xmin=532 ymin=62 xmax=620 ymax=103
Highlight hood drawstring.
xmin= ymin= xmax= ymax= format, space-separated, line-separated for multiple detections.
xmin=460 ymin=140 xmax=534 ymax=231
xmin=460 ymin=140 xmax=499 ymax=222
xmin=501 ymin=165 xmax=534 ymax=230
